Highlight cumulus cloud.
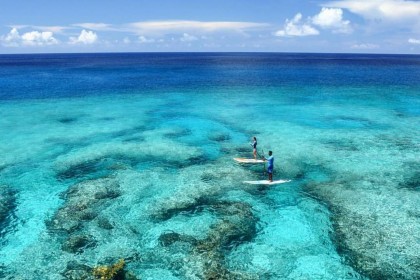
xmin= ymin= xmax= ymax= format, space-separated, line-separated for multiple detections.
xmin=351 ymin=43 xmax=379 ymax=49
xmin=180 ymin=33 xmax=198 ymax=42
xmin=138 ymin=36 xmax=155 ymax=43
xmin=1 ymin=28 xmax=21 ymax=46
xmin=275 ymin=13 xmax=319 ymax=37
xmin=21 ymin=31 xmax=58 ymax=46
xmin=326 ymin=0 xmax=420 ymax=22
xmin=1 ymin=28 xmax=58 ymax=47
xmin=408 ymin=38 xmax=420 ymax=44
xmin=69 ymin=30 xmax=98 ymax=44
xmin=312 ymin=8 xmax=352 ymax=33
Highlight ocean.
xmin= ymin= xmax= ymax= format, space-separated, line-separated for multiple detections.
xmin=0 ymin=53 xmax=419 ymax=279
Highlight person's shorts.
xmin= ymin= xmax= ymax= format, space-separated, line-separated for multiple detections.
xmin=267 ymin=166 xmax=273 ymax=174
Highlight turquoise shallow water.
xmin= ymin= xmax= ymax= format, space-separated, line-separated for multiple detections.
xmin=0 ymin=53 xmax=419 ymax=280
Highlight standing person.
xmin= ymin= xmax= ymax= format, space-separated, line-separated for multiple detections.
xmin=251 ymin=136 xmax=257 ymax=160
xmin=263 ymin=151 xmax=274 ymax=182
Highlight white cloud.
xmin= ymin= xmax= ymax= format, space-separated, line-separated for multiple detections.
xmin=123 ymin=37 xmax=131 ymax=44
xmin=33 ymin=26 xmax=68 ymax=33
xmin=1 ymin=28 xmax=58 ymax=47
xmin=326 ymin=0 xmax=420 ymax=22
xmin=408 ymin=38 xmax=420 ymax=44
xmin=180 ymin=33 xmax=198 ymax=42
xmin=138 ymin=36 xmax=155 ymax=43
xmin=21 ymin=31 xmax=58 ymax=46
xmin=1 ymin=28 xmax=21 ymax=46
xmin=73 ymin=23 xmax=114 ymax=31
xmin=9 ymin=25 xmax=68 ymax=33
xmin=69 ymin=30 xmax=98 ymax=44
xmin=351 ymin=43 xmax=379 ymax=49
xmin=127 ymin=20 xmax=268 ymax=35
xmin=275 ymin=13 xmax=319 ymax=37
xmin=312 ymin=8 xmax=352 ymax=33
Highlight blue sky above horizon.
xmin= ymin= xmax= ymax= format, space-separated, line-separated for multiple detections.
xmin=1 ymin=0 xmax=419 ymax=54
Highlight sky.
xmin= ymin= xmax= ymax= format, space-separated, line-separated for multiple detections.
xmin=0 ymin=0 xmax=419 ymax=54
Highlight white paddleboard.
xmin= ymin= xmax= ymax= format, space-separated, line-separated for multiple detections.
xmin=243 ymin=180 xmax=291 ymax=185
xmin=234 ymin=158 xmax=265 ymax=163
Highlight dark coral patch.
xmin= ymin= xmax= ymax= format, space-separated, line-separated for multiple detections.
xmin=157 ymin=200 xmax=259 ymax=279
xmin=61 ymin=261 xmax=92 ymax=280
xmin=158 ymin=232 xmax=197 ymax=247
xmin=56 ymin=155 xmax=138 ymax=181
xmin=321 ymin=138 xmax=359 ymax=151
xmin=99 ymin=117 xmax=115 ymax=121
xmin=399 ymin=171 xmax=420 ymax=191
xmin=47 ymin=178 xmax=120 ymax=234
xmin=58 ymin=117 xmax=78 ymax=124
xmin=0 ymin=186 xmax=16 ymax=236
xmin=164 ymin=128 xmax=192 ymax=139
xmin=62 ymin=235 xmax=97 ymax=253
xmin=208 ymin=131 xmax=231 ymax=142
xmin=57 ymin=160 xmax=99 ymax=180
xmin=97 ymin=217 xmax=114 ymax=230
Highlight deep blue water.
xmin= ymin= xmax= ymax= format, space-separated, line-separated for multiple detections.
xmin=1 ymin=53 xmax=419 ymax=100
xmin=0 ymin=53 xmax=419 ymax=280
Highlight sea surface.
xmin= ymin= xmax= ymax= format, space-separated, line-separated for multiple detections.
xmin=0 ymin=53 xmax=419 ymax=280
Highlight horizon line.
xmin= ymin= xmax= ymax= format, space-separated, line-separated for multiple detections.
xmin=1 ymin=50 xmax=419 ymax=56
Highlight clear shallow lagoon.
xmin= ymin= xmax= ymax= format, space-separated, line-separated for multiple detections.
xmin=0 ymin=53 xmax=419 ymax=279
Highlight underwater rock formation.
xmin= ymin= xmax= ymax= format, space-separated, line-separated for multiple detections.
xmin=48 ymin=178 xmax=120 ymax=233
xmin=63 ymin=259 xmax=138 ymax=280
xmin=196 ymin=202 xmax=258 ymax=280
xmin=163 ymin=127 xmax=192 ymax=138
xmin=305 ymin=180 xmax=420 ymax=280
xmin=56 ymin=156 xmax=136 ymax=181
xmin=58 ymin=117 xmax=78 ymax=124
xmin=158 ymin=200 xmax=259 ymax=279
xmin=93 ymin=259 xmax=125 ymax=280
xmin=62 ymin=234 xmax=97 ymax=253
xmin=0 ymin=186 xmax=16 ymax=233
xmin=62 ymin=261 xmax=94 ymax=280
xmin=47 ymin=178 xmax=120 ymax=245
xmin=207 ymin=131 xmax=231 ymax=142
xmin=152 ymin=195 xmax=211 ymax=221
xmin=42 ymin=176 xmax=144 ymax=279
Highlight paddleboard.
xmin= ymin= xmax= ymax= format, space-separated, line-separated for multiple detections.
xmin=243 ymin=180 xmax=291 ymax=185
xmin=234 ymin=158 xmax=265 ymax=163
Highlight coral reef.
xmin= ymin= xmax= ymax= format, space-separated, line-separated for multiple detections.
xmin=47 ymin=178 xmax=120 ymax=234
xmin=62 ymin=234 xmax=97 ymax=253
xmin=158 ymin=200 xmax=259 ymax=279
xmin=56 ymin=156 xmax=136 ymax=181
xmin=0 ymin=186 xmax=16 ymax=238
xmin=58 ymin=117 xmax=78 ymax=124
xmin=207 ymin=131 xmax=231 ymax=142
xmin=305 ymin=179 xmax=420 ymax=280
xmin=63 ymin=259 xmax=138 ymax=280
xmin=62 ymin=261 xmax=94 ymax=280
xmin=93 ymin=259 xmax=125 ymax=280
xmin=0 ymin=186 xmax=15 ymax=226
